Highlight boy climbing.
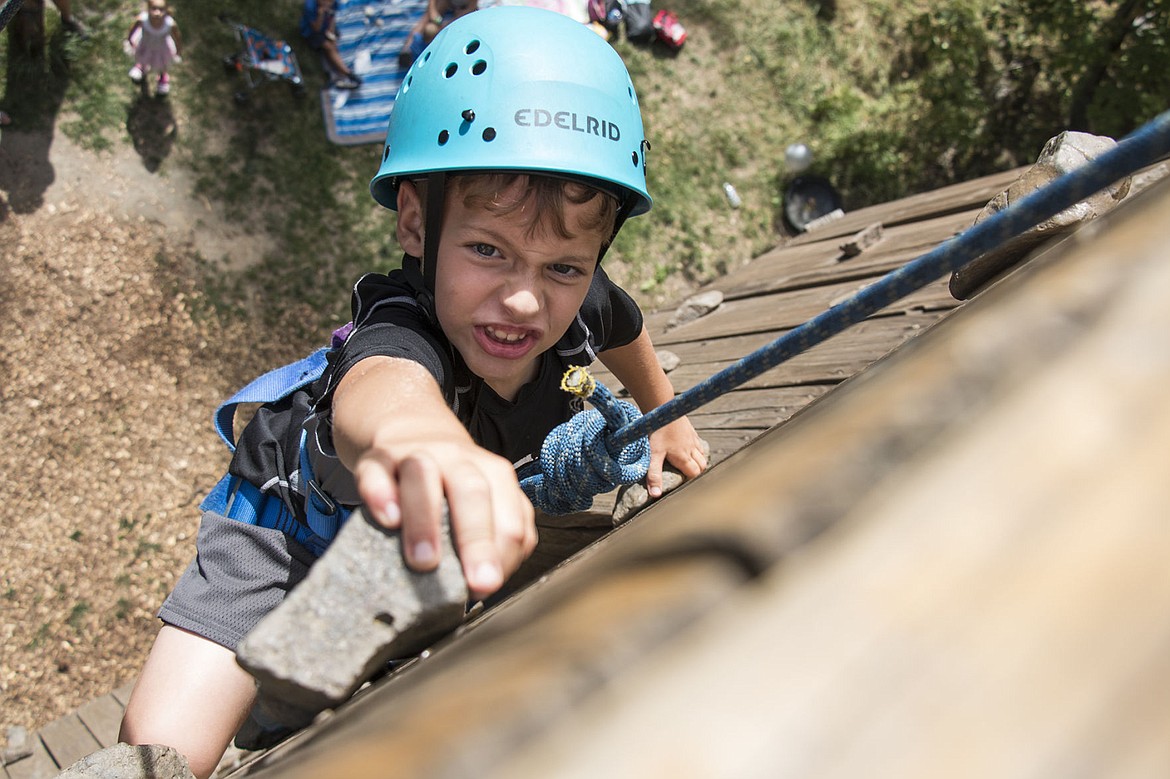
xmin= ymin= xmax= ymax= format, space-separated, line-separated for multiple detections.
xmin=118 ymin=7 xmax=707 ymax=777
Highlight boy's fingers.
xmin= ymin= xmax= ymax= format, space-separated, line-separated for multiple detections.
xmin=353 ymin=457 xmax=401 ymax=528
xmin=671 ymin=446 xmax=707 ymax=479
xmin=489 ymin=479 xmax=537 ymax=580
xmin=396 ymin=454 xmax=446 ymax=571
xmin=443 ymin=469 xmax=505 ymax=598
xmin=646 ymin=450 xmax=666 ymax=498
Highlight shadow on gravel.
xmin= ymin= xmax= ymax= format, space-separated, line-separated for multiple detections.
xmin=0 ymin=5 xmax=70 ymax=218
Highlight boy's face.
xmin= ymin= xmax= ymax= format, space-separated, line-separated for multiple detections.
xmin=402 ymin=179 xmax=605 ymax=401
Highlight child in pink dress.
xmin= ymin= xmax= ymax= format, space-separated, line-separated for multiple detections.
xmin=124 ymin=0 xmax=183 ymax=96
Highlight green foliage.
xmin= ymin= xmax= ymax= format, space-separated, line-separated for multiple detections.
xmin=817 ymin=0 xmax=1170 ymax=206
xmin=2 ymin=0 xmax=1166 ymax=328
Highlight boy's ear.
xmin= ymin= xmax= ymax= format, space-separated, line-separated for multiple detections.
xmin=396 ymin=180 xmax=425 ymax=257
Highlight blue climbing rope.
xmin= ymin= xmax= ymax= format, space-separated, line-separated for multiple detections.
xmin=521 ymin=108 xmax=1170 ymax=513
xmin=0 ymin=0 xmax=23 ymax=34
xmin=612 ymin=108 xmax=1170 ymax=449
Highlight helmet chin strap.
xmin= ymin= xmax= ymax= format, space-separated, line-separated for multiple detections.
xmin=422 ymin=171 xmax=448 ymax=302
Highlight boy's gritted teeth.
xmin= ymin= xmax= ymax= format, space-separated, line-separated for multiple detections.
xmin=475 ymin=324 xmax=539 ymax=359
xmin=485 ymin=325 xmax=527 ymax=343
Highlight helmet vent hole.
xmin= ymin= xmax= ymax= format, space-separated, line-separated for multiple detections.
xmin=438 ymin=130 xmax=450 ymax=145
xmin=471 ymin=60 xmax=487 ymax=76
xmin=402 ymin=75 xmax=413 ymax=93
xmin=465 ymin=39 xmax=480 ymax=54
xmin=444 ymin=63 xmax=458 ymax=78
xmin=482 ymin=127 xmax=496 ymax=142
xmin=631 ymin=151 xmax=638 ymax=166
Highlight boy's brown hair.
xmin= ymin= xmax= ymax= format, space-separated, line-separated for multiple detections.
xmin=449 ymin=173 xmax=619 ymax=248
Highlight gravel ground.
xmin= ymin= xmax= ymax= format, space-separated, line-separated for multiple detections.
xmin=0 ymin=126 xmax=279 ymax=740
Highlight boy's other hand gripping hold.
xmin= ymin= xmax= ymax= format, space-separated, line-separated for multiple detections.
xmin=648 ymin=416 xmax=708 ymax=497
xmin=598 ymin=328 xmax=709 ymax=499
xmin=334 ymin=356 xmax=538 ymax=600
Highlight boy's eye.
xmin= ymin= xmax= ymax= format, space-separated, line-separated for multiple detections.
xmin=472 ymin=243 xmax=498 ymax=258
xmin=550 ymin=263 xmax=585 ymax=279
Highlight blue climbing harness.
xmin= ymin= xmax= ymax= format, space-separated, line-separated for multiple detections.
xmin=199 ymin=324 xmax=355 ymax=554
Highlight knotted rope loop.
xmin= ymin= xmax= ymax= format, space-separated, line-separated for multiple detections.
xmin=520 ymin=367 xmax=650 ymax=514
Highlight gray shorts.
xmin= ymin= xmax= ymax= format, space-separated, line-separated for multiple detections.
xmin=159 ymin=511 xmax=317 ymax=652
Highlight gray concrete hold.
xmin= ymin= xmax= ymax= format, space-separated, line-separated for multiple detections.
xmin=667 ymin=290 xmax=724 ymax=330
xmin=57 ymin=743 xmax=194 ymax=779
xmin=951 ymin=131 xmax=1131 ymax=299
xmin=839 ymin=222 xmax=884 ymax=258
xmin=235 ymin=508 xmax=468 ymax=716
xmin=656 ymin=350 xmax=681 ymax=373
xmin=3 ymin=725 xmax=33 ymax=764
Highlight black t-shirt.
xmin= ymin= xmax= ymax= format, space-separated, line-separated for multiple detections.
xmin=229 ymin=257 xmax=643 ymax=519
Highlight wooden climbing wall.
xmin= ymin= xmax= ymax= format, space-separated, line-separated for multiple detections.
xmin=210 ymin=170 xmax=1170 ymax=778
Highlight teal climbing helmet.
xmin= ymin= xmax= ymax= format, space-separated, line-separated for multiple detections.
xmin=369 ymin=6 xmax=652 ymax=217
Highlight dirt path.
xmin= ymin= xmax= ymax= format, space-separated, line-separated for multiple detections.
xmin=0 ymin=125 xmax=274 ymax=740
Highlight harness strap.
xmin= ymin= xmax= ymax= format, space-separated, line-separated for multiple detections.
xmin=199 ymin=429 xmax=354 ymax=556
xmin=213 ymin=347 xmax=331 ymax=451
xmin=298 ymin=427 xmax=354 ymax=541
xmin=201 ymin=474 xmax=332 ymax=557
xmin=213 ymin=323 xmax=354 ymax=451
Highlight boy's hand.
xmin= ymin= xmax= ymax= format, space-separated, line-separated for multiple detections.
xmin=352 ymin=438 xmax=537 ymax=600
xmin=334 ymin=356 xmax=536 ymax=600
xmin=646 ymin=416 xmax=708 ymax=498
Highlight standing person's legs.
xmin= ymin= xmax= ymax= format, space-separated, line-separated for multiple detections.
xmin=52 ymin=0 xmax=85 ymax=35
xmin=119 ymin=626 xmax=257 ymax=779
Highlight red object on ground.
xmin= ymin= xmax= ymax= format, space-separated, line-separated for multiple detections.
xmin=653 ymin=9 xmax=685 ymax=50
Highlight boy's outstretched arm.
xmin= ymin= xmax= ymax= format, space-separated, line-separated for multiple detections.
xmin=331 ymin=355 xmax=537 ymax=599
xmin=599 ymin=327 xmax=708 ymax=497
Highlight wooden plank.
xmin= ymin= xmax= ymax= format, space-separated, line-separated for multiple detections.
xmin=110 ymin=678 xmax=137 ymax=707
xmin=718 ymin=209 xmax=976 ymax=301
xmin=684 ymin=385 xmax=833 ymax=430
xmin=76 ymin=693 xmax=125 ymax=748
xmin=4 ymin=736 xmax=59 ymax=779
xmin=503 ymin=524 xmax=612 ymax=599
xmin=603 ymin=316 xmax=939 ymax=395
xmin=649 ymin=311 xmax=942 ymax=368
xmin=592 ymin=312 xmax=943 ymax=399
xmin=37 ymin=713 xmax=100 ymax=773
xmin=684 ymin=427 xmax=767 ymax=463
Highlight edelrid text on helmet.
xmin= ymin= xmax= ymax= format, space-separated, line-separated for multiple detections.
xmin=369 ymin=6 xmax=651 ymax=216
xmin=513 ymin=109 xmax=623 ymax=142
